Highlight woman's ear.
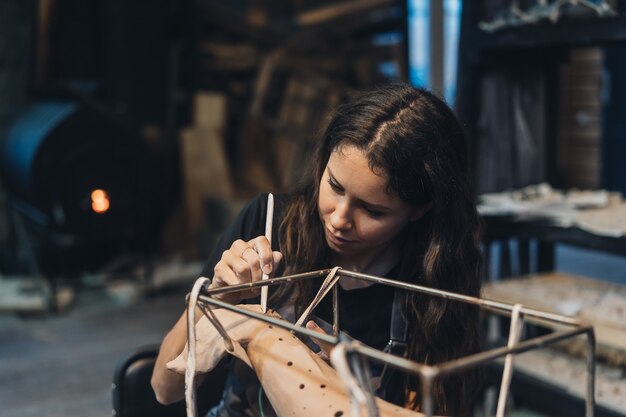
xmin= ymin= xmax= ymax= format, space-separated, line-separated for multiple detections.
xmin=410 ymin=201 xmax=433 ymax=222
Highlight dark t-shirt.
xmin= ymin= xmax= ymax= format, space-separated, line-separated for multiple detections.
xmin=316 ymin=278 xmax=395 ymax=350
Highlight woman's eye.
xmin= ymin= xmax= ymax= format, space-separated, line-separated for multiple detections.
xmin=328 ymin=179 xmax=342 ymax=192
xmin=365 ymin=207 xmax=384 ymax=218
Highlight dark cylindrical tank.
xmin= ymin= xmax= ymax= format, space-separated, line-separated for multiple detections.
xmin=1 ymin=100 xmax=163 ymax=273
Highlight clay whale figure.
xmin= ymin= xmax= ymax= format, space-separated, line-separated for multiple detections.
xmin=167 ymin=304 xmax=437 ymax=417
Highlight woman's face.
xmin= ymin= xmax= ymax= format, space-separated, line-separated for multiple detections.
xmin=318 ymin=145 xmax=425 ymax=265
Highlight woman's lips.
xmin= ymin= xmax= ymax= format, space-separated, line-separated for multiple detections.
xmin=325 ymin=228 xmax=354 ymax=246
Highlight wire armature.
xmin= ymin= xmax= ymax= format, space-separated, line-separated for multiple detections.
xmin=188 ymin=268 xmax=596 ymax=417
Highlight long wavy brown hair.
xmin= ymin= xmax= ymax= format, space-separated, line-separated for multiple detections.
xmin=272 ymin=83 xmax=482 ymax=416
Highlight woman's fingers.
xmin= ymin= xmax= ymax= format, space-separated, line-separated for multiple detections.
xmin=271 ymin=251 xmax=283 ymax=272
xmin=241 ymin=236 xmax=280 ymax=279
xmin=209 ymin=237 xmax=283 ymax=304
xmin=240 ymin=246 xmax=263 ymax=281
xmin=251 ymin=236 xmax=274 ymax=275
xmin=231 ymin=239 xmax=253 ymax=260
xmin=306 ymin=320 xmax=334 ymax=356
xmin=212 ymin=253 xmax=249 ymax=290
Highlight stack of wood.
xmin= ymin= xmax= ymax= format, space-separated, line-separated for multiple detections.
xmin=557 ymin=47 xmax=603 ymax=189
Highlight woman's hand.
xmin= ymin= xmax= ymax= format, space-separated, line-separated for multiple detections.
xmin=306 ymin=320 xmax=335 ymax=359
xmin=209 ymin=236 xmax=283 ymax=304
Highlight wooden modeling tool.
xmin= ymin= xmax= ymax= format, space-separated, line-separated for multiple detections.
xmin=261 ymin=193 xmax=274 ymax=313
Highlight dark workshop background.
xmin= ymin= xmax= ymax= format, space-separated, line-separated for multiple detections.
xmin=1 ymin=1 xmax=626 ymax=417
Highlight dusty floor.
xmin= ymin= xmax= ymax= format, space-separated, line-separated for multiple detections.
xmin=0 ymin=282 xmax=188 ymax=417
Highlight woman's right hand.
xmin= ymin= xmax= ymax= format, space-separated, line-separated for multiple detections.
xmin=209 ymin=236 xmax=283 ymax=304
xmin=153 ymin=236 xmax=282 ymax=404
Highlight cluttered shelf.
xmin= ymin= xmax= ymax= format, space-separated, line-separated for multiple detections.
xmin=483 ymin=272 xmax=626 ymax=416
xmin=479 ymin=183 xmax=626 ymax=260
xmin=473 ymin=15 xmax=626 ymax=51
xmin=469 ymin=0 xmax=626 ymax=51
xmin=483 ymin=216 xmax=626 ymax=258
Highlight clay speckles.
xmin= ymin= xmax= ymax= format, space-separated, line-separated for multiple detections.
xmin=299 ymin=384 xmax=305 ymax=389
xmin=320 ymin=384 xmax=326 ymax=389
xmin=334 ymin=411 xmax=344 ymax=417
xmin=287 ymin=361 xmax=293 ymax=366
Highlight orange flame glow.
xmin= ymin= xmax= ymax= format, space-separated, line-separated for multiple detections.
xmin=91 ymin=189 xmax=110 ymax=214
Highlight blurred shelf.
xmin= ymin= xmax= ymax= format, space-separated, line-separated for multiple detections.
xmin=474 ymin=16 xmax=626 ymax=51
xmin=483 ymin=215 xmax=626 ymax=258
xmin=487 ymin=359 xmax=626 ymax=417
xmin=483 ymin=272 xmax=626 ymax=354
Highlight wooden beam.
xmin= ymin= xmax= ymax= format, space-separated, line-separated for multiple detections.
xmin=296 ymin=0 xmax=397 ymax=26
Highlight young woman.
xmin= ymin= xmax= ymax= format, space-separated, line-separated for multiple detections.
xmin=152 ymin=83 xmax=483 ymax=417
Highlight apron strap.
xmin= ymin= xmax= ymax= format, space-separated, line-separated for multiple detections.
xmin=376 ymin=287 xmax=409 ymax=399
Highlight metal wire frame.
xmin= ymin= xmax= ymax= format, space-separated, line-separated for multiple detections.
xmin=195 ymin=268 xmax=596 ymax=417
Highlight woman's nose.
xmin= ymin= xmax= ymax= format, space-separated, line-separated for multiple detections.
xmin=329 ymin=200 xmax=353 ymax=231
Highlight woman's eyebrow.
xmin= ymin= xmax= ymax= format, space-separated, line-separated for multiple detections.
xmin=363 ymin=201 xmax=391 ymax=211
xmin=327 ymin=167 xmax=338 ymax=181
xmin=361 ymin=200 xmax=391 ymax=212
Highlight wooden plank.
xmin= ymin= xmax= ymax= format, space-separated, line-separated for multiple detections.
xmin=180 ymin=127 xmax=234 ymax=222
xmin=557 ymin=47 xmax=603 ymax=190
xmin=296 ymin=0 xmax=395 ymax=26
xmin=559 ymin=126 xmax=601 ymax=139
xmin=570 ymin=47 xmax=604 ymax=62
xmin=193 ymin=92 xmax=227 ymax=130
xmin=180 ymin=93 xmax=234 ymax=234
